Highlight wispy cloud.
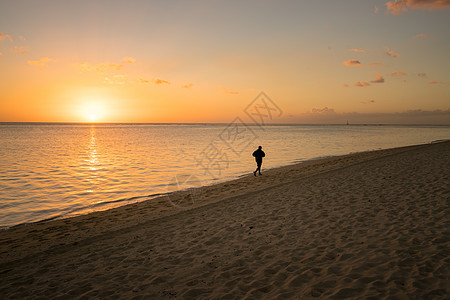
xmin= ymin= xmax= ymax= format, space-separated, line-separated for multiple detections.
xmin=343 ymin=59 xmax=362 ymax=66
xmin=355 ymin=81 xmax=370 ymax=87
xmin=12 ymin=46 xmax=27 ymax=54
xmin=139 ymin=78 xmax=170 ymax=85
xmin=0 ymin=32 xmax=13 ymax=42
xmin=429 ymin=80 xmax=449 ymax=85
xmin=361 ymin=99 xmax=376 ymax=104
xmin=154 ymin=78 xmax=170 ymax=85
xmin=371 ymin=73 xmax=385 ymax=83
xmin=367 ymin=62 xmax=383 ymax=66
xmin=418 ymin=72 xmax=427 ymax=78
xmin=350 ymin=49 xmax=365 ymax=52
xmin=288 ymin=108 xmax=450 ymax=124
xmin=104 ymin=74 xmax=126 ymax=85
xmin=122 ymin=57 xmax=136 ymax=64
xmin=374 ymin=5 xmax=379 ymax=14
xmin=413 ymin=33 xmax=429 ymax=39
xmin=386 ymin=0 xmax=450 ymax=15
xmin=343 ymin=83 xmax=349 ymax=88
xmin=78 ymin=62 xmax=124 ymax=73
xmin=222 ymin=87 xmax=239 ymax=94
xmin=311 ymin=107 xmax=335 ymax=114
xmin=386 ymin=48 xmax=400 ymax=58
xmin=28 ymin=57 xmax=53 ymax=67
xmin=392 ymin=71 xmax=407 ymax=77
xmin=182 ymin=83 xmax=193 ymax=89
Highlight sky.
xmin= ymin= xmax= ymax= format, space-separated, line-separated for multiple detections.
xmin=0 ymin=0 xmax=449 ymax=124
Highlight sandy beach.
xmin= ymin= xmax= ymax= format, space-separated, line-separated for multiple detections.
xmin=0 ymin=141 xmax=448 ymax=299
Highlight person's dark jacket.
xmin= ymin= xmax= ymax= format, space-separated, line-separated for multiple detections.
xmin=252 ymin=149 xmax=265 ymax=163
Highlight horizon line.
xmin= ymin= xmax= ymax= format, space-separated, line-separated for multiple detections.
xmin=1 ymin=122 xmax=449 ymax=126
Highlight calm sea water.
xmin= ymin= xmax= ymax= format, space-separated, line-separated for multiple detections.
xmin=0 ymin=123 xmax=449 ymax=228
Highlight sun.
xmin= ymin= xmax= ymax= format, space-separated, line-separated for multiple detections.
xmin=80 ymin=102 xmax=106 ymax=123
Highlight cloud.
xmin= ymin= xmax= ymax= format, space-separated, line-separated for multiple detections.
xmin=355 ymin=81 xmax=370 ymax=87
xmin=154 ymin=78 xmax=170 ymax=85
xmin=182 ymin=83 xmax=193 ymax=89
xmin=392 ymin=71 xmax=407 ymax=76
xmin=0 ymin=51 xmax=2 ymax=56
xmin=343 ymin=83 xmax=349 ymax=87
xmin=311 ymin=107 xmax=335 ymax=114
xmin=343 ymin=59 xmax=362 ymax=66
xmin=386 ymin=48 xmax=400 ymax=58
xmin=361 ymin=99 xmax=376 ymax=104
xmin=367 ymin=62 xmax=383 ymax=66
xmin=429 ymin=80 xmax=449 ymax=85
xmin=0 ymin=32 xmax=13 ymax=42
xmin=371 ymin=73 xmax=385 ymax=83
xmin=78 ymin=62 xmax=124 ymax=73
xmin=104 ymin=74 xmax=126 ymax=85
xmin=386 ymin=0 xmax=450 ymax=15
xmin=374 ymin=5 xmax=379 ymax=13
xmin=285 ymin=108 xmax=450 ymax=124
xmin=28 ymin=57 xmax=53 ymax=67
xmin=139 ymin=78 xmax=170 ymax=85
xmin=418 ymin=72 xmax=427 ymax=78
xmin=350 ymin=49 xmax=365 ymax=52
xmin=413 ymin=33 xmax=429 ymax=39
xmin=122 ymin=57 xmax=136 ymax=64
xmin=222 ymin=87 xmax=239 ymax=94
xmin=12 ymin=46 xmax=27 ymax=54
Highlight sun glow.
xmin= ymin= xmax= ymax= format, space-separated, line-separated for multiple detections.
xmin=80 ymin=101 xmax=107 ymax=123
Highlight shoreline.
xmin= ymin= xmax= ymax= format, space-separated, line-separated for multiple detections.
xmin=1 ymin=140 xmax=449 ymax=298
xmin=2 ymin=141 xmax=441 ymax=230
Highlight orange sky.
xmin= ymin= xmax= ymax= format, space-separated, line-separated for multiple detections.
xmin=0 ymin=1 xmax=449 ymax=124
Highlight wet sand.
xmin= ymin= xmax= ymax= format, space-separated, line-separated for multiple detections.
xmin=1 ymin=141 xmax=449 ymax=299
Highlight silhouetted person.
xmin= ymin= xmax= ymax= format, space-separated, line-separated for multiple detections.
xmin=252 ymin=146 xmax=265 ymax=176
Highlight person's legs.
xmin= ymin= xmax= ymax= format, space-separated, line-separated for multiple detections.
xmin=256 ymin=162 xmax=262 ymax=175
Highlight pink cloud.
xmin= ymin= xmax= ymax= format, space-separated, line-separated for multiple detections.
xmin=371 ymin=74 xmax=385 ymax=83
xmin=413 ymin=33 xmax=429 ymax=39
xmin=355 ymin=81 xmax=370 ymax=87
xmin=350 ymin=49 xmax=365 ymax=52
xmin=429 ymin=80 xmax=449 ymax=85
xmin=343 ymin=83 xmax=349 ymax=88
xmin=392 ymin=71 xmax=407 ymax=76
xmin=374 ymin=5 xmax=379 ymax=14
xmin=367 ymin=62 xmax=383 ymax=66
xmin=343 ymin=59 xmax=362 ymax=66
xmin=386 ymin=48 xmax=400 ymax=58
xmin=0 ymin=32 xmax=13 ymax=42
xmin=386 ymin=0 xmax=450 ymax=15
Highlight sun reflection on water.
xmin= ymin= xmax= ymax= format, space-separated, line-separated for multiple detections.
xmin=88 ymin=126 xmax=99 ymax=171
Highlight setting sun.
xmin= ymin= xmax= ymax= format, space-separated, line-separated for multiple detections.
xmin=79 ymin=101 xmax=107 ymax=123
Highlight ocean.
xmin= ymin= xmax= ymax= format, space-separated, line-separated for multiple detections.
xmin=1 ymin=123 xmax=449 ymax=228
